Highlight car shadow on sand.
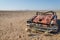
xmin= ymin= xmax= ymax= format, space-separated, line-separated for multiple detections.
xmin=57 ymin=19 xmax=60 ymax=33
xmin=50 ymin=19 xmax=60 ymax=34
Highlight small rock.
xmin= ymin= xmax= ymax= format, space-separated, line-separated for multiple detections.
xmin=19 ymin=35 xmax=21 ymax=38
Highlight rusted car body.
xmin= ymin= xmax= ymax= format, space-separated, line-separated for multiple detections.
xmin=26 ymin=11 xmax=58 ymax=33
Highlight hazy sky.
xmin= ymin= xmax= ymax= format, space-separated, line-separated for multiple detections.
xmin=0 ymin=0 xmax=60 ymax=10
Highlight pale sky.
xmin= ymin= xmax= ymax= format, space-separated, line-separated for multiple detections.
xmin=0 ymin=0 xmax=60 ymax=10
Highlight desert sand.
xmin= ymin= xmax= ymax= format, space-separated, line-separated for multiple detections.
xmin=0 ymin=11 xmax=60 ymax=40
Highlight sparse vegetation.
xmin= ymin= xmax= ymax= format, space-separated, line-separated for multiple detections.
xmin=0 ymin=11 xmax=60 ymax=40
